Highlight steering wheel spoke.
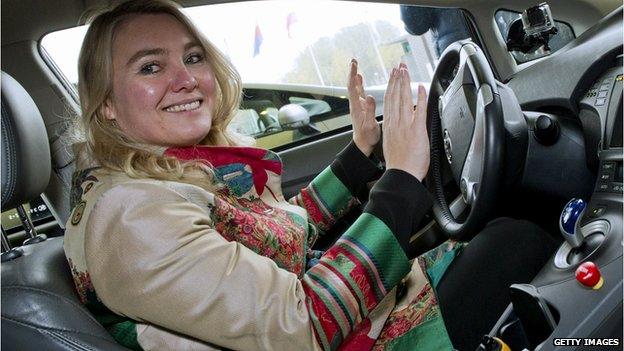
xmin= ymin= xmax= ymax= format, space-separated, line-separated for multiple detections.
xmin=437 ymin=46 xmax=474 ymax=117
xmin=459 ymin=84 xmax=494 ymax=204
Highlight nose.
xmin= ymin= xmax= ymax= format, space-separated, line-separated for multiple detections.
xmin=170 ymin=65 xmax=198 ymax=92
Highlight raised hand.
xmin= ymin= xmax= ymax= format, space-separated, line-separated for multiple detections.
xmin=348 ymin=59 xmax=380 ymax=157
xmin=382 ymin=63 xmax=430 ymax=181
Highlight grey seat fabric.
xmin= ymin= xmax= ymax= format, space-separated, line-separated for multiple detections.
xmin=0 ymin=71 xmax=130 ymax=351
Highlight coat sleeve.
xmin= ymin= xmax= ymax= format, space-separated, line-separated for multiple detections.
xmin=289 ymin=142 xmax=381 ymax=236
xmin=400 ymin=5 xmax=435 ymax=36
xmin=84 ymin=179 xmax=413 ymax=351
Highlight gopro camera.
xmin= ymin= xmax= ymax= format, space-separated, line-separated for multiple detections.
xmin=522 ymin=3 xmax=555 ymax=36
xmin=506 ymin=2 xmax=558 ymax=53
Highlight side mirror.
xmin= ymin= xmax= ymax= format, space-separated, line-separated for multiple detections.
xmin=278 ymin=104 xmax=321 ymax=135
xmin=278 ymin=104 xmax=310 ymax=130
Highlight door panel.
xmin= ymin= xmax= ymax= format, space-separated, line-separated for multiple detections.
xmin=278 ymin=129 xmax=353 ymax=199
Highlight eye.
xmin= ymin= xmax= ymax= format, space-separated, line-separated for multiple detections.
xmin=139 ymin=62 xmax=161 ymax=75
xmin=185 ymin=53 xmax=204 ymax=65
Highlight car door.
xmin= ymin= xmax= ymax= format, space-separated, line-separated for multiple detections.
xmin=235 ymin=85 xmax=362 ymax=198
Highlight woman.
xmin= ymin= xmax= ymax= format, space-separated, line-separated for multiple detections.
xmin=64 ymin=1 xmax=556 ymax=350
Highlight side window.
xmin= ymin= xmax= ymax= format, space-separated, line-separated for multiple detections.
xmin=40 ymin=1 xmax=473 ymax=149
xmin=495 ymin=9 xmax=576 ymax=64
xmin=233 ymin=87 xmax=352 ymax=149
xmin=207 ymin=2 xmax=469 ymax=149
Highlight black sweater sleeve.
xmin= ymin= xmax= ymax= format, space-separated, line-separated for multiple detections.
xmin=363 ymin=169 xmax=433 ymax=254
xmin=330 ymin=141 xmax=382 ymax=201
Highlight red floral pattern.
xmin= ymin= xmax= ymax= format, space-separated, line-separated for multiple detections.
xmin=211 ymin=188 xmax=308 ymax=277
xmin=372 ymin=284 xmax=439 ymax=350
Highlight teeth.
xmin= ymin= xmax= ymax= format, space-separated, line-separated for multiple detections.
xmin=165 ymin=100 xmax=200 ymax=112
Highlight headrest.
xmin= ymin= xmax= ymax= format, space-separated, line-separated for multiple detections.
xmin=1 ymin=71 xmax=52 ymax=209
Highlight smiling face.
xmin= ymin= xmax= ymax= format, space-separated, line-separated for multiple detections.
xmin=104 ymin=13 xmax=216 ymax=147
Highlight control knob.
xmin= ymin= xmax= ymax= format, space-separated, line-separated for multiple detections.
xmin=533 ymin=115 xmax=559 ymax=145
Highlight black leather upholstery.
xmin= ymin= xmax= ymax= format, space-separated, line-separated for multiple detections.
xmin=0 ymin=71 xmax=51 ymax=209
xmin=0 ymin=72 xmax=130 ymax=350
xmin=1 ymin=238 xmax=129 ymax=351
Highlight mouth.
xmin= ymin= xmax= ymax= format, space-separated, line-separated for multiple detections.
xmin=163 ymin=99 xmax=202 ymax=113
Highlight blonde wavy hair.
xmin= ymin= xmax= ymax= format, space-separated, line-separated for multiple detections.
xmin=76 ymin=0 xmax=244 ymax=187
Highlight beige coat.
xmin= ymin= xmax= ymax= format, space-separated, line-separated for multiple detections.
xmin=64 ymin=144 xmax=436 ymax=351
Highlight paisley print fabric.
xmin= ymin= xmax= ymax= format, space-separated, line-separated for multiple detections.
xmin=210 ymin=187 xmax=308 ymax=277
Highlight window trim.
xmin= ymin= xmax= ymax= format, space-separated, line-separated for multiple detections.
xmin=460 ymin=8 xmax=502 ymax=81
xmin=37 ymin=43 xmax=80 ymax=105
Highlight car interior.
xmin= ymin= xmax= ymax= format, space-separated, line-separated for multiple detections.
xmin=1 ymin=0 xmax=622 ymax=350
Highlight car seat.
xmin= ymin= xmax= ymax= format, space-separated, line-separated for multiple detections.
xmin=0 ymin=71 xmax=129 ymax=351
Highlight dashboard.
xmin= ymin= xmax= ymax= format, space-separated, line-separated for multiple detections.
xmin=581 ymin=61 xmax=623 ymax=196
xmin=485 ymin=7 xmax=623 ymax=351
xmin=579 ymin=61 xmax=623 ymax=180
xmin=580 ymin=70 xmax=623 ymax=150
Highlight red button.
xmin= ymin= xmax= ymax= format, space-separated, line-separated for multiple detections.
xmin=575 ymin=261 xmax=604 ymax=289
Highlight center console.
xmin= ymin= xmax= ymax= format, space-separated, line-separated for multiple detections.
xmin=481 ymin=67 xmax=623 ymax=350
xmin=482 ymin=149 xmax=623 ymax=351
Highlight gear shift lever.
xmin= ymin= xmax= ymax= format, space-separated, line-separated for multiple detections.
xmin=559 ymin=198 xmax=586 ymax=248
xmin=554 ymin=198 xmax=607 ymax=267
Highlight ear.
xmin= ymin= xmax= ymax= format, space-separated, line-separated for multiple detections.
xmin=102 ymin=98 xmax=116 ymax=121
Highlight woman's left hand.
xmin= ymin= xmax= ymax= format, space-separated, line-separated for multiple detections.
xmin=348 ymin=59 xmax=380 ymax=157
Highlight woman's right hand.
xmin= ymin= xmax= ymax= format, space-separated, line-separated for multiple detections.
xmin=382 ymin=64 xmax=430 ymax=181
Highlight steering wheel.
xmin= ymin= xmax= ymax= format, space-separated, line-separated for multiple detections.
xmin=426 ymin=40 xmax=505 ymax=241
